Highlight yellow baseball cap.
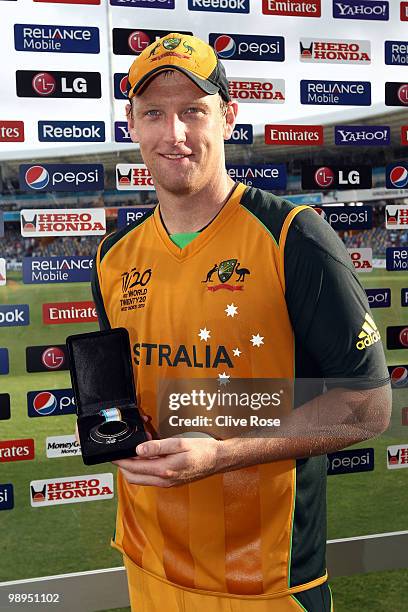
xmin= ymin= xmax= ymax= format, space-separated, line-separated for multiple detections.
xmin=127 ymin=33 xmax=231 ymax=102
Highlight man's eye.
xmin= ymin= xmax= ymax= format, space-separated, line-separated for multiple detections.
xmin=186 ymin=107 xmax=202 ymax=114
xmin=145 ymin=110 xmax=160 ymax=117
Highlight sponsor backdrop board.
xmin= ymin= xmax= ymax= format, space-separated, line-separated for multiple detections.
xmin=0 ymin=0 xmax=407 ymax=602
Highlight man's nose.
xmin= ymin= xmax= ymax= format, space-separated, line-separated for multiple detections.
xmin=164 ymin=113 xmax=187 ymax=144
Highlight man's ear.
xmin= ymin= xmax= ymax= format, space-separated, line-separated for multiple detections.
xmin=223 ymin=101 xmax=238 ymax=141
xmin=126 ymin=102 xmax=139 ymax=143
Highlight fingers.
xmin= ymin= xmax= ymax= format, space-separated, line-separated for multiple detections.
xmin=137 ymin=437 xmax=188 ymax=458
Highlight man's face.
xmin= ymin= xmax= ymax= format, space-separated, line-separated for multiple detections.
xmin=126 ymin=71 xmax=237 ymax=196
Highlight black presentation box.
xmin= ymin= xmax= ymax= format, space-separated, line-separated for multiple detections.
xmin=66 ymin=328 xmax=147 ymax=465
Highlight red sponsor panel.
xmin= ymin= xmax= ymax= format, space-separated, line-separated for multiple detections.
xmin=43 ymin=301 xmax=97 ymax=324
xmin=401 ymin=2 xmax=408 ymax=20
xmin=0 ymin=121 xmax=24 ymax=142
xmin=402 ymin=407 xmax=408 ymax=425
xmin=262 ymin=0 xmax=321 ymax=17
xmin=0 ymin=439 xmax=35 ymax=462
xmin=265 ymin=124 xmax=323 ymax=145
xmin=401 ymin=126 xmax=408 ymax=145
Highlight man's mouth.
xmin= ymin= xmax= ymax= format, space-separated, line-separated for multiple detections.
xmin=161 ymin=153 xmax=191 ymax=160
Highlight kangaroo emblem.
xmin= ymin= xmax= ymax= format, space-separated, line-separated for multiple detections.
xmin=183 ymin=41 xmax=195 ymax=55
xmin=148 ymin=42 xmax=161 ymax=58
xmin=202 ymin=264 xmax=218 ymax=283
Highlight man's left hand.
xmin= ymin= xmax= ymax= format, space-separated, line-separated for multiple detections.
xmin=112 ymin=436 xmax=222 ymax=487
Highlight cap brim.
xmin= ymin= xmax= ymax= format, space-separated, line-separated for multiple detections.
xmin=131 ymin=65 xmax=220 ymax=98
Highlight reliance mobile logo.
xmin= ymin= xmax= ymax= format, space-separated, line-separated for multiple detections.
xmin=43 ymin=301 xmax=97 ymax=324
xmin=20 ymin=209 xmax=106 ymax=237
xmin=226 ymin=165 xmax=286 ymax=190
xmin=300 ymin=38 xmax=371 ymax=64
xmin=38 ymin=121 xmax=105 ymax=142
xmin=327 ymin=448 xmax=374 ymax=475
xmin=301 ymin=80 xmax=371 ymax=106
xmin=262 ymin=0 xmax=321 ymax=16
xmin=386 ymin=247 xmax=408 ymax=272
xmin=14 ymin=24 xmax=100 ymax=54
xmin=386 ymin=205 xmax=408 ymax=228
xmin=23 ymin=256 xmax=93 ymax=284
xmin=117 ymin=208 xmax=151 ymax=229
xmin=265 ymin=124 xmax=323 ymax=145
xmin=210 ymin=33 xmax=284 ymax=62
xmin=19 ymin=164 xmax=104 ymax=192
xmin=348 ymin=248 xmax=373 ymax=272
xmin=0 ymin=439 xmax=35 ymax=463
xmin=111 ymin=0 xmax=175 ymax=7
xmin=365 ymin=288 xmax=391 ymax=309
xmin=387 ymin=445 xmax=408 ymax=469
xmin=385 ymin=41 xmax=408 ymax=66
xmin=0 ymin=120 xmax=24 ymax=142
xmin=27 ymin=389 xmax=76 ymax=417
xmin=30 ymin=473 xmax=114 ymax=507
xmin=333 ymin=1 xmax=389 ymax=20
xmin=116 ymin=164 xmax=155 ymax=190
xmin=228 ymin=78 xmax=285 ymax=103
xmin=189 ymin=0 xmax=249 ymax=12
xmin=335 ymin=125 xmax=390 ymax=146
xmin=16 ymin=70 xmax=101 ymax=98
xmin=0 ymin=304 xmax=29 ymax=327
xmin=386 ymin=164 xmax=408 ymax=189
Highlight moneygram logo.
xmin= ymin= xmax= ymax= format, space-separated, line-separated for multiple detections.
xmin=386 ymin=205 xmax=408 ymax=228
xmin=30 ymin=474 xmax=114 ymax=507
xmin=0 ymin=439 xmax=35 ymax=463
xmin=43 ymin=301 xmax=97 ymax=324
xmin=20 ymin=209 xmax=106 ymax=237
xmin=111 ymin=0 xmax=175 ymax=7
xmin=227 ymin=165 xmax=286 ymax=190
xmin=46 ymin=435 xmax=81 ymax=458
xmin=302 ymin=165 xmax=372 ymax=190
xmin=14 ymin=24 xmax=100 ymax=54
xmin=16 ymin=70 xmax=101 ymax=98
xmin=27 ymin=389 xmax=76 ymax=417
xmin=210 ymin=33 xmax=284 ymax=62
xmin=23 ymin=256 xmax=93 ymax=284
xmin=189 ymin=0 xmax=249 ymax=12
xmin=386 ymin=164 xmax=408 ymax=189
xmin=265 ymin=124 xmax=323 ymax=145
xmin=365 ymin=288 xmax=391 ymax=308
xmin=0 ymin=304 xmax=29 ymax=327
xmin=38 ymin=121 xmax=105 ymax=142
xmin=348 ymin=248 xmax=373 ymax=272
xmin=335 ymin=125 xmax=390 ymax=146
xmin=116 ymin=164 xmax=155 ymax=190
xmin=327 ymin=448 xmax=374 ymax=475
xmin=19 ymin=164 xmax=104 ymax=192
xmin=333 ymin=1 xmax=389 ymax=20
xmin=300 ymin=38 xmax=371 ymax=64
xmin=301 ymin=80 xmax=371 ymax=105
xmin=0 ymin=121 xmax=24 ymax=142
xmin=262 ymin=0 xmax=321 ymax=16
xmin=228 ymin=79 xmax=285 ymax=103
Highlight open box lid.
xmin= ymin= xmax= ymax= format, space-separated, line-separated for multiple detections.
xmin=66 ymin=327 xmax=136 ymax=416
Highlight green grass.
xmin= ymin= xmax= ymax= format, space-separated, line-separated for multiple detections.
xmin=0 ymin=269 xmax=407 ymax=588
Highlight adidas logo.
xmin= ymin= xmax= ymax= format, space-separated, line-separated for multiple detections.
xmin=356 ymin=313 xmax=381 ymax=351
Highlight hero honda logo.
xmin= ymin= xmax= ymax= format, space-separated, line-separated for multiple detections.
xmin=348 ymin=248 xmax=373 ymax=272
xmin=333 ymin=1 xmax=389 ymax=20
xmin=386 ymin=205 xmax=408 ymax=228
xmin=14 ymin=24 xmax=100 ymax=54
xmin=228 ymin=78 xmax=285 ymax=103
xmin=301 ymin=80 xmax=371 ymax=105
xmin=27 ymin=389 xmax=76 ymax=417
xmin=210 ymin=33 xmax=284 ymax=62
xmin=262 ymin=1 xmax=321 ymax=16
xmin=387 ymin=445 xmax=408 ymax=469
xmin=30 ymin=474 xmax=114 ymax=507
xmin=227 ymin=165 xmax=286 ymax=189
xmin=20 ymin=209 xmax=106 ymax=237
xmin=189 ymin=0 xmax=249 ymax=12
xmin=116 ymin=164 xmax=155 ymax=191
xmin=16 ymin=70 xmax=101 ymax=98
xmin=20 ymin=164 xmax=104 ymax=192
xmin=300 ymin=38 xmax=371 ymax=65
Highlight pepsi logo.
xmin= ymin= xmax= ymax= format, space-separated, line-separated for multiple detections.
xmin=313 ymin=207 xmax=327 ymax=220
xmin=397 ymin=84 xmax=408 ymax=105
xmin=33 ymin=392 xmax=57 ymax=416
xmin=128 ymin=31 xmax=150 ymax=54
xmin=32 ymin=72 xmax=56 ymax=96
xmin=120 ymin=76 xmax=128 ymax=97
xmin=389 ymin=166 xmax=408 ymax=188
xmin=25 ymin=166 xmax=50 ymax=190
xmin=314 ymin=167 xmax=334 ymax=188
xmin=41 ymin=347 xmax=65 ymax=370
xmin=399 ymin=328 xmax=408 ymax=348
xmin=390 ymin=366 xmax=408 ymax=388
xmin=214 ymin=35 xmax=236 ymax=59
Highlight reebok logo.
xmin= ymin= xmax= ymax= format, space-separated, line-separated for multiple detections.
xmin=356 ymin=313 xmax=381 ymax=350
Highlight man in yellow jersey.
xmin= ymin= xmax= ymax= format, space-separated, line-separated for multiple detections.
xmin=91 ymin=33 xmax=391 ymax=612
